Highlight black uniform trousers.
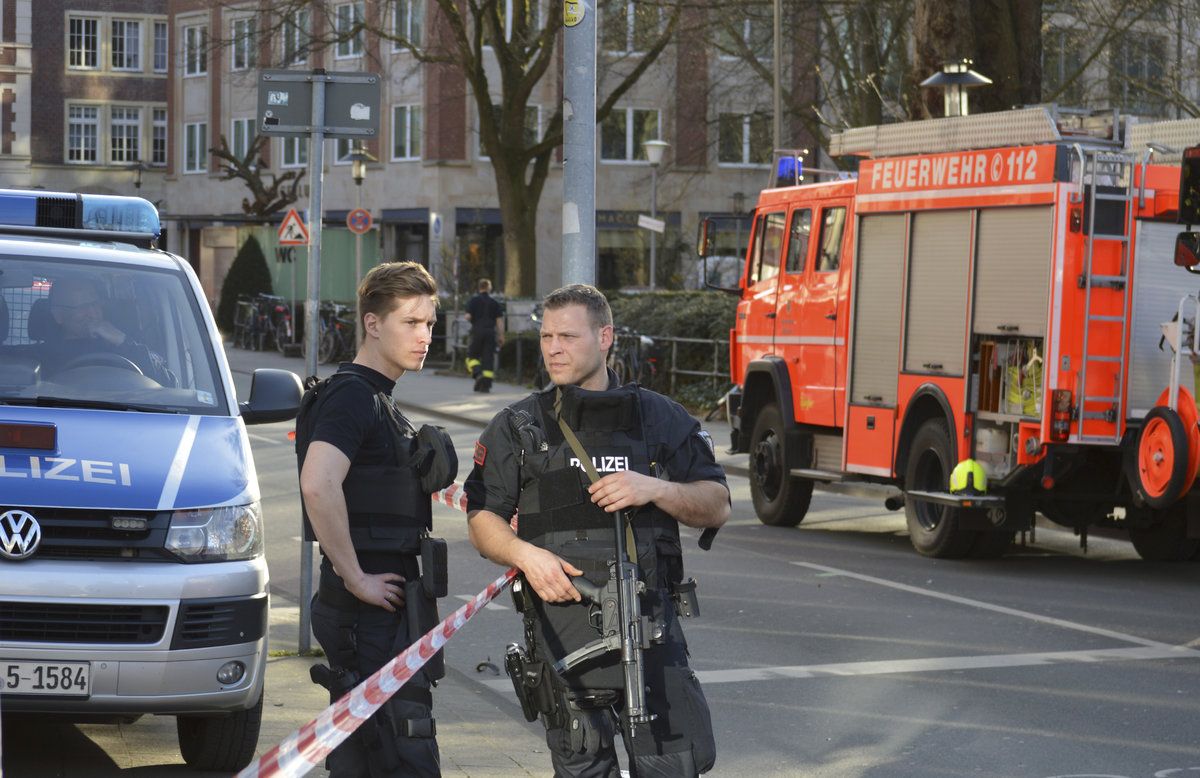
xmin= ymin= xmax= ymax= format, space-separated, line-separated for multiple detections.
xmin=310 ymin=563 xmax=441 ymax=778
xmin=466 ymin=326 xmax=497 ymax=392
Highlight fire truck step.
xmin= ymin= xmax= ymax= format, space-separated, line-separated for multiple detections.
xmin=1083 ymin=395 xmax=1120 ymax=403
xmin=1090 ymin=233 xmax=1130 ymax=242
xmin=1084 ymin=355 xmax=1122 ymax=362
xmin=1092 ymin=192 xmax=1131 ymax=202
xmin=789 ymin=468 xmax=847 ymax=483
xmin=904 ymin=489 xmax=1005 ymax=508
xmin=1079 ymin=274 xmax=1127 ymax=288
xmin=1088 ymin=314 xmax=1125 ymax=322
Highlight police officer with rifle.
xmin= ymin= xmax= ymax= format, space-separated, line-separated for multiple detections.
xmin=296 ymin=262 xmax=457 ymax=777
xmin=465 ymin=284 xmax=729 ymax=777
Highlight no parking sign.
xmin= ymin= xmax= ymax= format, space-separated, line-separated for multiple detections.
xmin=347 ymin=207 xmax=372 ymax=235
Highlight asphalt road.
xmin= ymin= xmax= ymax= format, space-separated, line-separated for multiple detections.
xmin=6 ymin=387 xmax=1200 ymax=777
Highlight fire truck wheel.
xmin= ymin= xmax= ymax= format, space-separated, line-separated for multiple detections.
xmin=1128 ymin=503 xmax=1199 ymax=561
xmin=1135 ymin=406 xmax=1190 ymax=509
xmin=904 ymin=418 xmax=977 ymax=558
xmin=749 ymin=402 xmax=813 ymax=527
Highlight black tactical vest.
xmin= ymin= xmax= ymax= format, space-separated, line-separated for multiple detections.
xmin=514 ymin=384 xmax=682 ymax=688
xmin=296 ymin=372 xmax=431 ymax=554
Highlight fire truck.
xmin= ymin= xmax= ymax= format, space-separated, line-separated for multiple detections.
xmin=702 ymin=106 xmax=1200 ymax=561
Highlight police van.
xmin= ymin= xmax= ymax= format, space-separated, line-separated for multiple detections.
xmin=0 ymin=190 xmax=301 ymax=771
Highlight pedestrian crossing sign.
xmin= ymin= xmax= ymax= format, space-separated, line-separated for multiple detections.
xmin=278 ymin=208 xmax=310 ymax=246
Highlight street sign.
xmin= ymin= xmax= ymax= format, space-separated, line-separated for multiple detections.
xmin=637 ymin=214 xmax=665 ymax=234
xmin=257 ymin=70 xmax=381 ymax=139
xmin=278 ymin=208 xmax=310 ymax=245
xmin=346 ymin=207 xmax=372 ymax=235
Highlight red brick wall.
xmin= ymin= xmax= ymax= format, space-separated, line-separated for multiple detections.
xmin=674 ymin=4 xmax=707 ymax=170
xmin=424 ymin=0 xmax=465 ymax=161
xmin=2 ymin=88 xmax=14 ymax=154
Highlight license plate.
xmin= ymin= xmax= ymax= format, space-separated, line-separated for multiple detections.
xmin=2 ymin=661 xmax=90 ymax=696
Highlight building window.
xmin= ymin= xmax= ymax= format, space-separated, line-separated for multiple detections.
xmin=335 ymin=2 xmax=365 ymax=58
xmin=152 ymin=108 xmax=167 ymax=165
xmin=717 ymin=13 xmax=771 ymax=61
xmin=67 ymin=105 xmax=99 ymax=163
xmin=393 ymin=0 xmax=423 ymax=48
xmin=231 ymin=118 xmax=255 ymax=161
xmin=231 ymin=18 xmax=256 ymax=71
xmin=600 ymin=107 xmax=659 ymax=162
xmin=282 ymin=136 xmax=308 ymax=168
xmin=184 ymin=122 xmax=208 ymax=173
xmin=1111 ymin=32 xmax=1166 ymax=116
xmin=153 ymin=21 xmax=169 ymax=72
xmin=478 ymin=104 xmax=539 ymax=159
xmin=283 ymin=10 xmax=310 ymax=65
xmin=601 ymin=1 xmax=660 ymax=55
xmin=184 ymin=24 xmax=208 ymax=76
xmin=111 ymin=20 xmax=142 ymax=71
xmin=110 ymin=107 xmax=141 ymax=163
xmin=335 ymin=138 xmax=355 ymax=163
xmin=68 ymin=17 xmax=99 ymax=69
xmin=392 ymin=104 xmax=422 ymax=160
xmin=484 ymin=0 xmax=541 ymax=48
xmin=718 ymin=113 xmax=771 ymax=166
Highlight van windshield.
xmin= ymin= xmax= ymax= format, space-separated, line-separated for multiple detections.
xmin=0 ymin=257 xmax=228 ymax=415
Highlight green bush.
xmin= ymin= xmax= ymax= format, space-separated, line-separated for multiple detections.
xmin=216 ymin=235 xmax=273 ymax=333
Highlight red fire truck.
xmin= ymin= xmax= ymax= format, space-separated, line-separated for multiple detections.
xmin=702 ymin=107 xmax=1200 ymax=560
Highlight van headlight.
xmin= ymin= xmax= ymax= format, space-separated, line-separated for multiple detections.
xmin=166 ymin=502 xmax=263 ymax=562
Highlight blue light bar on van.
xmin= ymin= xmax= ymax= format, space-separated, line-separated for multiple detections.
xmin=0 ymin=189 xmax=160 ymax=239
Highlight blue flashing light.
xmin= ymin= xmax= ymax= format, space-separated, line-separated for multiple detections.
xmin=0 ymin=189 xmax=160 ymax=240
xmin=774 ymin=155 xmax=803 ymax=188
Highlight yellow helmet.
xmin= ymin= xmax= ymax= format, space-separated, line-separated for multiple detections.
xmin=949 ymin=459 xmax=987 ymax=495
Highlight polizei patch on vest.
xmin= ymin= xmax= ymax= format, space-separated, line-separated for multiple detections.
xmin=569 ymin=455 xmax=630 ymax=473
xmin=473 ymin=441 xmax=487 ymax=466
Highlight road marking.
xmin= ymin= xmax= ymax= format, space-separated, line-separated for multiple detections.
xmin=457 ymin=594 xmax=508 ymax=611
xmin=793 ymin=561 xmax=1172 ymax=649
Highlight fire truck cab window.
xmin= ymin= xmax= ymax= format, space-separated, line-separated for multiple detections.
xmin=750 ymin=211 xmax=786 ymax=284
xmin=817 ymin=206 xmax=847 ymax=272
xmin=785 ymin=208 xmax=811 ymax=273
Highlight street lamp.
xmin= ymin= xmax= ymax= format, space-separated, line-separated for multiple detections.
xmin=349 ymin=141 xmax=377 ymax=344
xmin=643 ymin=139 xmax=669 ymax=290
xmin=919 ymin=59 xmax=992 ymax=118
xmin=132 ymin=161 xmax=144 ymax=192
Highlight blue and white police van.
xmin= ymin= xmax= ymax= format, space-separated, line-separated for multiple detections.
xmin=0 ymin=190 xmax=301 ymax=771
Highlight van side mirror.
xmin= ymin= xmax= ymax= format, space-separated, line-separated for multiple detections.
xmin=696 ymin=217 xmax=712 ymax=257
xmin=1175 ymin=232 xmax=1200 ymax=270
xmin=1178 ymin=146 xmax=1200 ymax=225
xmin=696 ymin=217 xmax=743 ymax=295
xmin=240 ymin=368 xmax=303 ymax=424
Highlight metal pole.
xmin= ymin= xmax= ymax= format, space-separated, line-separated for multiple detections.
xmin=355 ymin=181 xmax=362 ymax=345
xmin=299 ymin=68 xmax=327 ymax=655
xmin=772 ymin=0 xmax=782 ymax=152
xmin=649 ymin=163 xmax=657 ymax=290
xmin=562 ymin=1 xmax=597 ymax=286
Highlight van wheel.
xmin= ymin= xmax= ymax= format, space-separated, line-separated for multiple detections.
xmin=904 ymin=418 xmax=977 ymax=558
xmin=749 ymin=403 xmax=813 ymax=527
xmin=177 ymin=692 xmax=262 ymax=772
xmin=1129 ymin=504 xmax=1199 ymax=561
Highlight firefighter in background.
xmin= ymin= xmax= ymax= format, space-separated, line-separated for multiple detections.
xmin=464 ymin=278 xmax=505 ymax=393
xmin=464 ymin=284 xmax=728 ymax=777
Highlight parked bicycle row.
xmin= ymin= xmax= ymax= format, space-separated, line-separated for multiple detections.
xmin=230 ymin=294 xmax=356 ymax=364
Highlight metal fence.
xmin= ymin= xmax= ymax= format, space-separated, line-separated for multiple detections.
xmin=654 ymin=335 xmax=730 ymax=394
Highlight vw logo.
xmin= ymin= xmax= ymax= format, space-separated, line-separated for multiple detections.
xmin=0 ymin=510 xmax=41 ymax=561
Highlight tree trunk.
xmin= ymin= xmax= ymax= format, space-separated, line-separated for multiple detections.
xmin=910 ymin=0 xmax=974 ymax=119
xmin=495 ymin=170 xmax=539 ymax=298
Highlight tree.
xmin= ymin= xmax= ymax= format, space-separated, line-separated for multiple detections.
xmin=214 ymin=0 xmax=681 ymax=297
xmin=216 ymin=235 xmax=274 ymax=332
xmin=210 ymin=133 xmax=307 ymax=218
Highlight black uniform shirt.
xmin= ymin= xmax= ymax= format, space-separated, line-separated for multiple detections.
xmin=305 ymin=362 xmax=419 ymax=576
xmin=464 ymin=372 xmax=728 ymax=523
xmin=466 ymin=293 xmax=503 ymax=331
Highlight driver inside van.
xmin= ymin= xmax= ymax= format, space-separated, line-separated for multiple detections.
xmin=41 ymin=274 xmax=176 ymax=386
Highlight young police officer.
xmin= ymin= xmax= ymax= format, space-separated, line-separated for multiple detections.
xmin=464 ymin=278 xmax=504 ymax=392
xmin=296 ymin=261 xmax=455 ymax=778
xmin=465 ymin=284 xmax=729 ymax=777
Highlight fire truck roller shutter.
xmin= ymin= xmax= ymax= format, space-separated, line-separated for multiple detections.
xmin=973 ymin=206 xmax=1053 ymax=337
xmin=851 ymin=214 xmax=907 ymax=405
xmin=904 ymin=210 xmax=972 ymax=376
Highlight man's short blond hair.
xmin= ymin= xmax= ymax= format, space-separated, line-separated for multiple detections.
xmin=358 ymin=261 xmax=438 ymax=329
xmin=543 ymin=284 xmax=612 ymax=330
xmin=477 ymin=278 xmax=492 ymax=293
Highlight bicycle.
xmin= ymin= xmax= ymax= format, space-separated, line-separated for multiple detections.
xmin=303 ymin=302 xmax=356 ymax=364
xmin=232 ymin=295 xmax=256 ymax=349
xmin=609 ymin=325 xmax=657 ymax=387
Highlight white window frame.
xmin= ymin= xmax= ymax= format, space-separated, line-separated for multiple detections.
xmin=482 ymin=0 xmax=541 ymax=50
xmin=281 ymin=136 xmax=308 ymax=168
xmin=718 ymin=14 xmax=771 ymax=62
xmin=717 ymin=112 xmax=770 ymax=167
xmin=153 ymin=21 xmax=169 ymax=73
xmin=183 ymin=23 xmax=208 ymax=76
xmin=282 ymin=10 xmax=311 ymax=65
xmin=110 ymin=106 xmax=142 ymax=164
xmin=602 ymin=1 xmax=660 ymax=56
xmin=335 ymin=2 xmax=365 ymax=59
xmin=231 ymin=17 xmax=256 ymax=71
xmin=66 ymin=104 xmax=100 ymax=164
xmin=478 ymin=104 xmax=541 ymax=160
xmin=391 ymin=104 xmax=422 ymax=160
xmin=110 ymin=19 xmax=142 ymax=72
xmin=334 ymin=138 xmax=355 ymax=165
xmin=151 ymin=107 xmax=168 ymax=166
xmin=231 ymin=117 xmax=255 ymax=161
xmin=184 ymin=121 xmax=208 ymax=174
xmin=600 ymin=107 xmax=660 ymax=163
xmin=67 ymin=16 xmax=100 ymax=70
xmin=392 ymin=0 xmax=423 ymax=51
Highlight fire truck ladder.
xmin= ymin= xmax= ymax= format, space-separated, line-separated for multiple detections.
xmin=1075 ymin=147 xmax=1134 ymax=444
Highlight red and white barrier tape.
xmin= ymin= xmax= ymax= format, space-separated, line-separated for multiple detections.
xmin=237 ymin=566 xmax=517 ymax=778
xmin=238 ymin=482 xmax=517 ymax=778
